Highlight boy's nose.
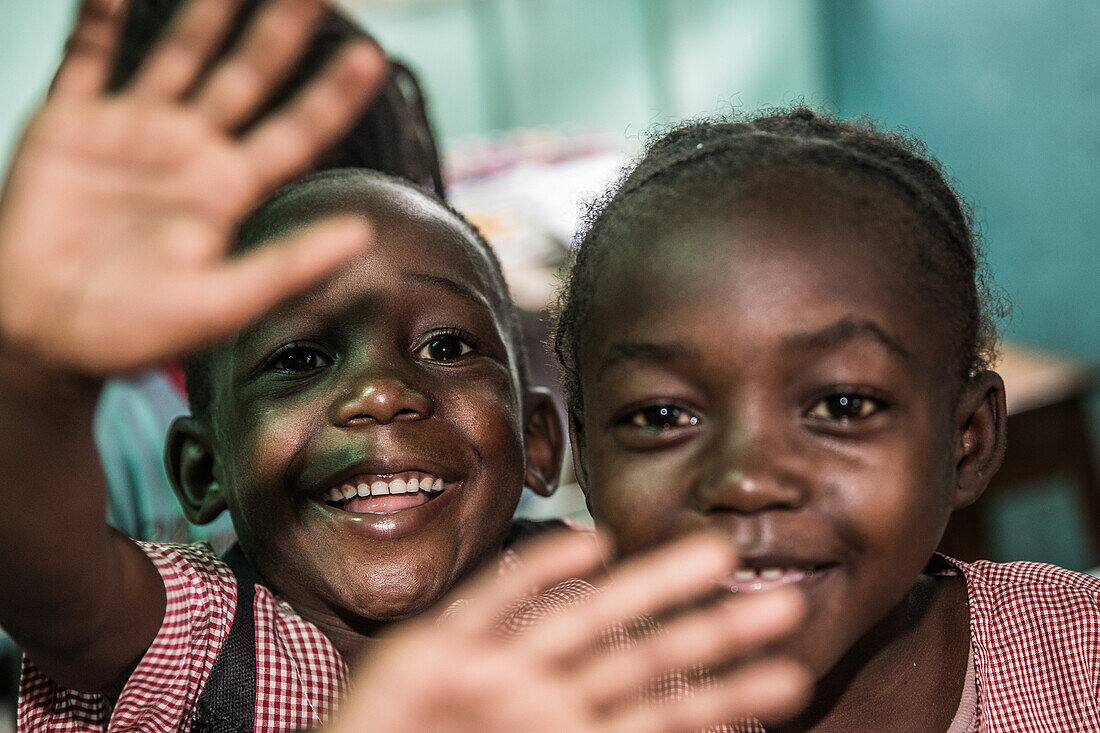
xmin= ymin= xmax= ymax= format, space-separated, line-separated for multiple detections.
xmin=331 ymin=373 xmax=434 ymax=425
xmin=692 ymin=429 xmax=808 ymax=514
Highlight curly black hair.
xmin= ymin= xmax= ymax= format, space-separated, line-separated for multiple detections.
xmin=552 ymin=107 xmax=1006 ymax=416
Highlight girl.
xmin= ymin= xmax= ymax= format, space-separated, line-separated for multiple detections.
xmin=552 ymin=109 xmax=1100 ymax=731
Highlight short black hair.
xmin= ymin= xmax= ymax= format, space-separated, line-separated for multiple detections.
xmin=183 ymin=169 xmax=529 ymax=423
xmin=552 ymin=107 xmax=1006 ymax=416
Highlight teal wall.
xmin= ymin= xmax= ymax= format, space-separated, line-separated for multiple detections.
xmin=0 ymin=0 xmax=72 ymax=169
xmin=359 ymin=0 xmax=829 ymax=142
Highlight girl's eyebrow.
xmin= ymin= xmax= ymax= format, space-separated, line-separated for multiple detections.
xmin=781 ymin=317 xmax=912 ymax=360
xmin=596 ymin=341 xmax=689 ymax=383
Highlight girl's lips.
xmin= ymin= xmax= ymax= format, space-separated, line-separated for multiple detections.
xmin=719 ymin=563 xmax=837 ymax=593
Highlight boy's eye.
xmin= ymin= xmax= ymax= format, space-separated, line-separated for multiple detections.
xmin=626 ymin=405 xmax=700 ymax=431
xmin=416 ymin=332 xmax=474 ymax=362
xmin=807 ymin=394 xmax=881 ymax=422
xmin=267 ymin=344 xmax=333 ymax=374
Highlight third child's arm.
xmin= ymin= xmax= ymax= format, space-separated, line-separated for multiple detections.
xmin=0 ymin=0 xmax=383 ymax=694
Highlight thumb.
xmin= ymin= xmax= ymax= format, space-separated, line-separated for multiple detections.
xmin=191 ymin=216 xmax=372 ymax=337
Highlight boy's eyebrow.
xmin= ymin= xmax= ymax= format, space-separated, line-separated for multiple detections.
xmin=782 ymin=317 xmax=912 ymax=359
xmin=596 ymin=341 xmax=689 ymax=383
xmin=406 ymin=272 xmax=494 ymax=310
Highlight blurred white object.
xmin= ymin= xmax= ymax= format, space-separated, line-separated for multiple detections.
xmin=446 ymin=129 xmax=628 ymax=311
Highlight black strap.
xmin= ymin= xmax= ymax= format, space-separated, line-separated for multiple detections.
xmin=190 ymin=545 xmax=262 ymax=733
xmin=504 ymin=518 xmax=569 ymax=547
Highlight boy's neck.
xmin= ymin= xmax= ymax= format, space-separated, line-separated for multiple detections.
xmin=769 ymin=573 xmax=971 ymax=733
xmin=276 ymin=539 xmax=511 ymax=666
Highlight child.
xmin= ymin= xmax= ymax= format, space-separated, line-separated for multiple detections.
xmin=0 ymin=1 xmax=808 ymax=730
xmin=551 ymin=109 xmax=1100 ymax=731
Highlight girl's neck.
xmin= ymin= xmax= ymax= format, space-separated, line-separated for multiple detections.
xmin=770 ymin=573 xmax=971 ymax=733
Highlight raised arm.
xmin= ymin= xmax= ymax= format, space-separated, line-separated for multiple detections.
xmin=0 ymin=0 xmax=383 ymax=695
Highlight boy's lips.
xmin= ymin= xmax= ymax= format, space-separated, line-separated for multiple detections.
xmin=321 ymin=471 xmax=449 ymax=513
xmin=314 ymin=474 xmax=463 ymax=540
xmin=308 ymin=462 xmax=466 ymax=540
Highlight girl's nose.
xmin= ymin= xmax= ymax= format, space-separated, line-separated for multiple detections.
xmin=692 ymin=428 xmax=807 ymax=514
xmin=331 ymin=369 xmax=434 ymax=426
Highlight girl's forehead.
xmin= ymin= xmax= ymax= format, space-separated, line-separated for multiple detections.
xmin=583 ymin=205 xmax=952 ymax=369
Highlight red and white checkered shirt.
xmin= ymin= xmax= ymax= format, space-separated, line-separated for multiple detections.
xmin=16 ymin=537 xmax=560 ymax=732
xmin=937 ymin=555 xmax=1100 ymax=732
xmin=19 ymin=542 xmax=350 ymax=732
xmin=20 ymin=544 xmax=1100 ymax=732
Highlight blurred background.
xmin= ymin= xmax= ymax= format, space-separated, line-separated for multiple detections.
xmin=1 ymin=0 xmax=1098 ymax=723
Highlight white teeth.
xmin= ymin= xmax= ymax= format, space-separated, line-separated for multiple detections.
xmin=734 ymin=569 xmax=755 ymax=582
xmin=325 ymin=474 xmax=448 ymax=503
xmin=760 ymin=568 xmax=783 ymax=580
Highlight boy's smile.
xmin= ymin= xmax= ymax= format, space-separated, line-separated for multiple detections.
xmin=574 ymin=192 xmax=978 ymax=681
xmin=168 ymin=175 xmax=559 ymax=656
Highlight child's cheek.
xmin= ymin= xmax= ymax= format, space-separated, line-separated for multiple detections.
xmin=586 ymin=441 xmax=691 ymax=556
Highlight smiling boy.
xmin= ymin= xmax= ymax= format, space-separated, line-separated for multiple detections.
xmin=165 ymin=169 xmax=562 ymax=658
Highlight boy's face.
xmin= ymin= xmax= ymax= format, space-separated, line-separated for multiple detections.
xmin=574 ymin=197 xmax=971 ymax=677
xmin=203 ymin=180 xmax=538 ymax=626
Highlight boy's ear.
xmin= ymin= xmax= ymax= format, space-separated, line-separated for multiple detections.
xmin=523 ymin=388 xmax=564 ymax=497
xmin=951 ymin=370 xmax=1008 ymax=510
xmin=164 ymin=415 xmax=227 ymax=525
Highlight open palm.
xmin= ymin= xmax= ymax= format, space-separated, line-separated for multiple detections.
xmin=0 ymin=0 xmax=384 ymax=373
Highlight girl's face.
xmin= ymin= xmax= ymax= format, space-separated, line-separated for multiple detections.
xmin=574 ymin=202 xmax=974 ymax=676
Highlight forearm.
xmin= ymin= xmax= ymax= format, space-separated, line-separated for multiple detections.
xmin=0 ymin=346 xmax=164 ymax=692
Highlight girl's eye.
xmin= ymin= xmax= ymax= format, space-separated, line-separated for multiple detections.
xmin=268 ymin=345 xmax=332 ymax=374
xmin=627 ymin=405 xmax=700 ymax=431
xmin=807 ymin=394 xmax=881 ymax=422
xmin=417 ymin=332 xmax=474 ymax=362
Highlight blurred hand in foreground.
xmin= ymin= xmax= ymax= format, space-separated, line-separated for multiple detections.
xmin=0 ymin=0 xmax=386 ymax=375
xmin=331 ymin=531 xmax=811 ymax=733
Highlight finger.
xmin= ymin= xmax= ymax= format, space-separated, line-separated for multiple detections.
xmin=441 ymin=530 xmax=611 ymax=636
xmin=51 ymin=0 xmax=128 ymax=99
xmin=193 ymin=0 xmax=329 ymax=130
xmin=576 ymin=587 xmax=804 ymax=707
xmin=127 ymin=0 xmax=245 ymax=100
xmin=183 ymin=216 xmax=371 ymax=339
xmin=239 ymin=40 xmax=386 ymax=193
xmin=517 ymin=533 xmax=738 ymax=663
xmin=601 ymin=659 xmax=812 ymax=733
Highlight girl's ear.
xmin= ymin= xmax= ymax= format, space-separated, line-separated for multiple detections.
xmin=952 ymin=370 xmax=1008 ymax=510
xmin=165 ymin=415 xmax=227 ymax=525
xmin=523 ymin=388 xmax=564 ymax=497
